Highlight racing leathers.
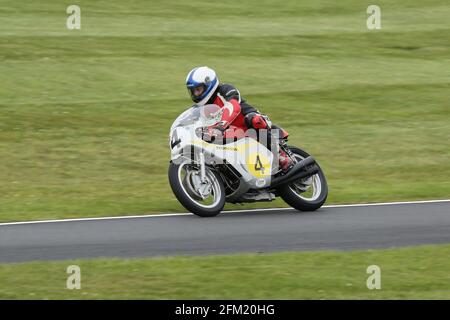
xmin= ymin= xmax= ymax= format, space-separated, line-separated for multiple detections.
xmin=205 ymin=84 xmax=292 ymax=171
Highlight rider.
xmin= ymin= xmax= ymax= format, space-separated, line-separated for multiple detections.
xmin=185 ymin=66 xmax=293 ymax=172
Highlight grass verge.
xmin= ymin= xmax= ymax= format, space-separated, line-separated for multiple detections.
xmin=0 ymin=244 xmax=449 ymax=299
xmin=1 ymin=0 xmax=449 ymax=222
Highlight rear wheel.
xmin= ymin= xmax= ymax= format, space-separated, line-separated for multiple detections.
xmin=168 ymin=161 xmax=225 ymax=217
xmin=278 ymin=147 xmax=328 ymax=211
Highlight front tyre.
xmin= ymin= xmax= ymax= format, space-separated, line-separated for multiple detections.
xmin=168 ymin=161 xmax=225 ymax=217
xmin=278 ymin=147 xmax=328 ymax=211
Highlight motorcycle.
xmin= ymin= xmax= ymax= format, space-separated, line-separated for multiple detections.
xmin=168 ymin=104 xmax=328 ymax=217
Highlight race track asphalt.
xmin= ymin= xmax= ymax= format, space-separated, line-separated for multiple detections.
xmin=0 ymin=201 xmax=449 ymax=263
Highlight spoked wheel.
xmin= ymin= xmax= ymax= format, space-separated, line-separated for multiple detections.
xmin=278 ymin=147 xmax=328 ymax=211
xmin=168 ymin=161 xmax=225 ymax=217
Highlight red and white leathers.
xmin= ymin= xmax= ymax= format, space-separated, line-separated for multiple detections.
xmin=205 ymin=83 xmax=267 ymax=131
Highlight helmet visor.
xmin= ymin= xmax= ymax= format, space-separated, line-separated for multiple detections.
xmin=187 ymin=84 xmax=207 ymax=102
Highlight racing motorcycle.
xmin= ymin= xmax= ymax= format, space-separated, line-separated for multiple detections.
xmin=168 ymin=104 xmax=328 ymax=217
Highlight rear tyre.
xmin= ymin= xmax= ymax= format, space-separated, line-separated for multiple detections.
xmin=278 ymin=147 xmax=328 ymax=211
xmin=168 ymin=161 xmax=226 ymax=217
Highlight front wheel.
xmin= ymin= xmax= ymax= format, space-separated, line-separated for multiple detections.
xmin=168 ymin=161 xmax=226 ymax=217
xmin=278 ymin=147 xmax=328 ymax=211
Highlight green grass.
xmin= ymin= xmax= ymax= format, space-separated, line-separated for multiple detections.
xmin=0 ymin=244 xmax=449 ymax=299
xmin=1 ymin=0 xmax=449 ymax=222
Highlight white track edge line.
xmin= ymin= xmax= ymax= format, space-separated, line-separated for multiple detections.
xmin=0 ymin=199 xmax=449 ymax=227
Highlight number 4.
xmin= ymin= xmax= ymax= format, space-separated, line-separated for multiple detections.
xmin=255 ymin=155 xmax=265 ymax=174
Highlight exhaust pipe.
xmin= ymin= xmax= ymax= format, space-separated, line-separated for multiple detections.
xmin=277 ymin=164 xmax=319 ymax=187
xmin=270 ymin=156 xmax=318 ymax=188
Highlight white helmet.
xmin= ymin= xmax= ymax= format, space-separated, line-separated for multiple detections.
xmin=185 ymin=66 xmax=219 ymax=106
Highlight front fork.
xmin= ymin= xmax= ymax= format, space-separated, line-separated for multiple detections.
xmin=199 ymin=152 xmax=207 ymax=183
